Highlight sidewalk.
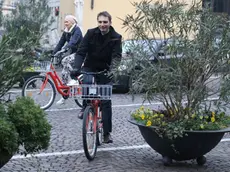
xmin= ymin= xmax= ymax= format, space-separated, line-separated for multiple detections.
xmin=1 ymin=94 xmax=230 ymax=172
xmin=1 ymin=141 xmax=230 ymax=172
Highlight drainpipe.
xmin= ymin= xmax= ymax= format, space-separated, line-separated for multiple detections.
xmin=91 ymin=0 xmax=94 ymax=9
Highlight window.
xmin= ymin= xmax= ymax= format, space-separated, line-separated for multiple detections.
xmin=203 ymin=0 xmax=230 ymax=15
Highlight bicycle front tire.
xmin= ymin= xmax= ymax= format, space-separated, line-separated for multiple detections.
xmin=82 ymin=106 xmax=98 ymax=160
xmin=22 ymin=75 xmax=56 ymax=110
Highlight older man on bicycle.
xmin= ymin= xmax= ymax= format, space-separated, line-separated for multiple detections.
xmin=71 ymin=11 xmax=122 ymax=143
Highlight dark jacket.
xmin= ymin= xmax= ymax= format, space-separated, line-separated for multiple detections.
xmin=74 ymin=26 xmax=122 ymax=71
xmin=53 ymin=25 xmax=83 ymax=54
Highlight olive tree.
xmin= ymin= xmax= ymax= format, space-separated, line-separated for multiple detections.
xmin=0 ymin=0 xmax=53 ymax=98
xmin=120 ymin=0 xmax=230 ymax=121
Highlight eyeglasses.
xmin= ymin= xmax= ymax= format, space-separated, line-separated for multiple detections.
xmin=98 ymin=21 xmax=109 ymax=24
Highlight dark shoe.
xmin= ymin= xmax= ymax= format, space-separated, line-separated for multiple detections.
xmin=78 ymin=109 xmax=84 ymax=119
xmin=103 ymin=133 xmax=113 ymax=144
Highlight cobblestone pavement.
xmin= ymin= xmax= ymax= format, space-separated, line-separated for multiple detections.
xmin=2 ymin=143 xmax=230 ymax=172
xmin=1 ymin=91 xmax=230 ymax=172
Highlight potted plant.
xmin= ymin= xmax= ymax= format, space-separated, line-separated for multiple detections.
xmin=120 ymin=0 xmax=230 ymax=166
xmin=0 ymin=97 xmax=52 ymax=168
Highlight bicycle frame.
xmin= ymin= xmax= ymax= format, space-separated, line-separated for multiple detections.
xmin=39 ymin=63 xmax=73 ymax=97
xmin=84 ymin=99 xmax=101 ymax=133
xmin=93 ymin=99 xmax=102 ymax=132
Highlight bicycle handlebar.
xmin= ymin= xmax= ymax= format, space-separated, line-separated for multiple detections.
xmin=53 ymin=48 xmax=68 ymax=57
xmin=70 ymin=69 xmax=111 ymax=80
xmin=78 ymin=69 xmax=108 ymax=76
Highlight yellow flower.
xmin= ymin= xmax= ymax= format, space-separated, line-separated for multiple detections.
xmin=146 ymin=120 xmax=152 ymax=126
xmin=141 ymin=114 xmax=145 ymax=120
xmin=211 ymin=111 xmax=215 ymax=117
xmin=160 ymin=114 xmax=164 ymax=118
xmin=211 ymin=116 xmax=215 ymax=123
xmin=200 ymin=124 xmax=204 ymax=129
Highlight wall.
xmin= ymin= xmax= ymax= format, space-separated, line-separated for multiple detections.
xmin=47 ymin=0 xmax=60 ymax=31
xmin=59 ymin=0 xmax=75 ymax=32
xmin=82 ymin=0 xmax=141 ymax=39
xmin=58 ymin=0 xmax=199 ymax=39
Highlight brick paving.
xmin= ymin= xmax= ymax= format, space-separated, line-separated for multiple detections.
xmin=1 ymin=93 xmax=230 ymax=172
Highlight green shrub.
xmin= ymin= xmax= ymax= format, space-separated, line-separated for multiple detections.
xmin=0 ymin=104 xmax=18 ymax=155
xmin=7 ymin=97 xmax=51 ymax=154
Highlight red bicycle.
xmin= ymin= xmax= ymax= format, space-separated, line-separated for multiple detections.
xmin=21 ymin=55 xmax=83 ymax=110
xmin=72 ymin=70 xmax=112 ymax=160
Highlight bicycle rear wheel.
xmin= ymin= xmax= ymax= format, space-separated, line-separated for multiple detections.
xmin=22 ymin=75 xmax=56 ymax=110
xmin=74 ymin=99 xmax=83 ymax=108
xmin=82 ymin=106 xmax=98 ymax=160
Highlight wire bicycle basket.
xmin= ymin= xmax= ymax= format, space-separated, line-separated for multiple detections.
xmin=29 ymin=61 xmax=51 ymax=72
xmin=71 ymin=84 xmax=112 ymax=100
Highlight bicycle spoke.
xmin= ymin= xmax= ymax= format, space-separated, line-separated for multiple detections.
xmin=22 ymin=76 xmax=56 ymax=110
xmin=83 ymin=106 xmax=97 ymax=160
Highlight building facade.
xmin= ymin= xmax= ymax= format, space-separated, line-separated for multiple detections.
xmin=59 ymin=0 xmax=230 ymax=40
xmin=0 ymin=0 xmax=18 ymax=15
xmin=0 ymin=0 xmax=61 ymax=47
xmin=203 ymin=0 xmax=230 ymax=15
xmin=59 ymin=0 xmax=144 ymax=39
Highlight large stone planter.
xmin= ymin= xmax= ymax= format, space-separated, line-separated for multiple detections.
xmin=129 ymin=119 xmax=230 ymax=166
xmin=0 ymin=151 xmax=13 ymax=169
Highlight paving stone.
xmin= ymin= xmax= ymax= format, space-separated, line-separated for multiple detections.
xmin=1 ymin=93 xmax=230 ymax=171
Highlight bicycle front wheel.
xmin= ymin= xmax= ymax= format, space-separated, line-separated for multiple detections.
xmin=22 ymin=75 xmax=56 ymax=110
xmin=82 ymin=106 xmax=98 ymax=160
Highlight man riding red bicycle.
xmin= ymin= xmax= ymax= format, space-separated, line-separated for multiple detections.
xmin=71 ymin=11 xmax=122 ymax=143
